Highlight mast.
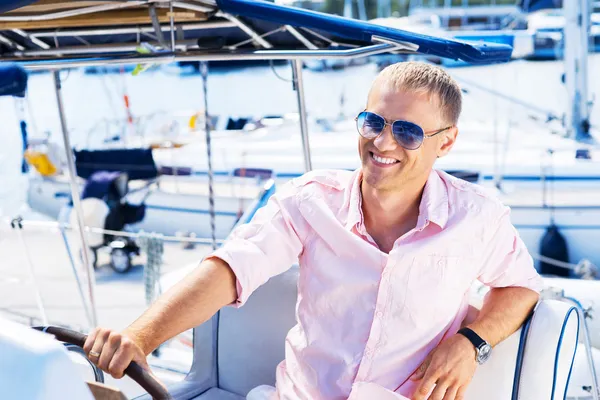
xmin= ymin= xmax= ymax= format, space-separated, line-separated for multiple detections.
xmin=563 ymin=0 xmax=593 ymax=144
xmin=377 ymin=0 xmax=391 ymax=19
xmin=343 ymin=0 xmax=353 ymax=19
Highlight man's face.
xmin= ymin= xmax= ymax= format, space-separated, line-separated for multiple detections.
xmin=358 ymin=83 xmax=457 ymax=192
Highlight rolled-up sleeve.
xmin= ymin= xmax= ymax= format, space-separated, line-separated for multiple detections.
xmin=205 ymin=181 xmax=305 ymax=306
xmin=477 ymin=206 xmax=544 ymax=293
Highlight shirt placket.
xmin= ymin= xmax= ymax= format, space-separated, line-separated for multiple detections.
xmin=354 ymin=252 xmax=393 ymax=382
xmin=353 ymin=220 xmax=428 ymax=383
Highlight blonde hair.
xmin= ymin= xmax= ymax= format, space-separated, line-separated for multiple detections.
xmin=372 ymin=61 xmax=462 ymax=125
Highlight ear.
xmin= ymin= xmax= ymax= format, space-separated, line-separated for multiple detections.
xmin=437 ymin=126 xmax=458 ymax=158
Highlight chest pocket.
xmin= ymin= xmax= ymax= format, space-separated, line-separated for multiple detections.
xmin=404 ymin=255 xmax=468 ymax=326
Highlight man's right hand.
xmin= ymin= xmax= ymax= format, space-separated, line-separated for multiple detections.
xmin=83 ymin=327 xmax=149 ymax=379
xmin=80 ymin=257 xmax=238 ymax=380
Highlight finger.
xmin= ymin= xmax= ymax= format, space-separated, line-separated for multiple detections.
xmin=89 ymin=329 xmax=109 ymax=364
xmin=413 ymin=371 xmax=439 ymax=400
xmin=429 ymin=380 xmax=449 ymax=400
xmin=410 ymin=355 xmax=431 ymax=381
xmin=98 ymin=332 xmax=122 ymax=372
xmin=410 ymin=361 xmax=428 ymax=381
xmin=83 ymin=328 xmax=99 ymax=355
xmin=442 ymin=384 xmax=458 ymax=400
xmin=108 ymin=341 xmax=137 ymax=379
xmin=455 ymin=386 xmax=467 ymax=400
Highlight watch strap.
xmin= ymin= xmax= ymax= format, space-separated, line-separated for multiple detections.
xmin=457 ymin=327 xmax=486 ymax=349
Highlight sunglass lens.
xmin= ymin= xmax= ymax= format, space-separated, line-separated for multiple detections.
xmin=357 ymin=112 xmax=384 ymax=139
xmin=392 ymin=121 xmax=424 ymax=150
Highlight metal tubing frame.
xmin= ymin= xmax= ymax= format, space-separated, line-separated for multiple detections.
xmin=148 ymin=4 xmax=170 ymax=49
xmin=285 ymin=25 xmax=318 ymax=50
xmin=11 ymin=28 xmax=51 ymax=49
xmin=0 ymin=33 xmax=24 ymax=50
xmin=291 ymin=59 xmax=312 ymax=172
xmin=17 ymin=42 xmax=404 ymax=70
xmin=52 ymin=71 xmax=98 ymax=328
xmin=214 ymin=11 xmax=273 ymax=49
xmin=14 ymin=40 xmax=199 ymax=56
xmin=28 ymin=21 xmax=235 ymax=38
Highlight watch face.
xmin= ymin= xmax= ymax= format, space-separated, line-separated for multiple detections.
xmin=476 ymin=344 xmax=492 ymax=364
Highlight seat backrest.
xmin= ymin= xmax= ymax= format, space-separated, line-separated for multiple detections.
xmin=215 ymin=268 xmax=580 ymax=399
xmin=217 ymin=268 xmax=299 ymax=396
xmin=464 ymin=299 xmax=579 ymax=399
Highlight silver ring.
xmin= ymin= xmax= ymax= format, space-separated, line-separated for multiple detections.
xmin=89 ymin=350 xmax=100 ymax=358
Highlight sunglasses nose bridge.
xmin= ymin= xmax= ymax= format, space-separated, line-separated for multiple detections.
xmin=373 ymin=121 xmax=398 ymax=150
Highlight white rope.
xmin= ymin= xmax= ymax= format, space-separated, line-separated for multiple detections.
xmin=531 ymin=252 xmax=599 ymax=279
xmin=2 ymin=218 xmax=225 ymax=245
xmin=531 ymin=252 xmax=578 ymax=270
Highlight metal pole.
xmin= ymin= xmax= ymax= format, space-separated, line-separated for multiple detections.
xmin=563 ymin=0 xmax=592 ymax=142
xmin=291 ymin=59 xmax=312 ymax=172
xmin=59 ymin=227 xmax=93 ymax=326
xmin=562 ymin=296 xmax=600 ymax=400
xmin=357 ymin=0 xmax=368 ymax=21
xmin=52 ymin=70 xmax=98 ymax=328
xmin=169 ymin=0 xmax=176 ymax=52
xmin=12 ymin=219 xmax=48 ymax=325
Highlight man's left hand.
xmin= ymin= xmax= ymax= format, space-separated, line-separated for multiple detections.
xmin=410 ymin=334 xmax=478 ymax=400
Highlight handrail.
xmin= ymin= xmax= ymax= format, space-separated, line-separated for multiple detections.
xmin=14 ymin=41 xmax=410 ymax=71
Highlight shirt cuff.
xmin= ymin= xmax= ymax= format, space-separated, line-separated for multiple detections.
xmin=204 ymin=241 xmax=258 ymax=308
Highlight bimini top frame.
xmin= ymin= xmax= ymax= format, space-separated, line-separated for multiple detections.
xmin=0 ymin=0 xmax=513 ymax=70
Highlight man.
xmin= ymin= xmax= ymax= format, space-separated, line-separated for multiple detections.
xmin=84 ymin=62 xmax=542 ymax=400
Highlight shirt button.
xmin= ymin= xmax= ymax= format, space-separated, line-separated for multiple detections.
xmin=376 ymin=311 xmax=383 ymax=318
xmin=437 ymin=259 xmax=445 ymax=267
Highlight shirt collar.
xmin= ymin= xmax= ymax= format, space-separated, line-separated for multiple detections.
xmin=417 ymin=169 xmax=449 ymax=230
xmin=345 ymin=169 xmax=449 ymax=233
xmin=344 ymin=169 xmax=365 ymax=233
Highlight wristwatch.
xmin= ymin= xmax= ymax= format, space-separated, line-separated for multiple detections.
xmin=457 ymin=327 xmax=492 ymax=365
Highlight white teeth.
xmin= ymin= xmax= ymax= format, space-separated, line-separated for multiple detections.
xmin=372 ymin=154 xmax=398 ymax=164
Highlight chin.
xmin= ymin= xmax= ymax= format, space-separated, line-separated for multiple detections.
xmin=363 ymin=170 xmax=393 ymax=190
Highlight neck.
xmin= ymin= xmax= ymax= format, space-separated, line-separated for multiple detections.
xmin=361 ymin=175 xmax=427 ymax=233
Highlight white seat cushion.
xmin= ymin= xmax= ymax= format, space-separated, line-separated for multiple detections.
xmin=191 ymin=388 xmax=244 ymax=400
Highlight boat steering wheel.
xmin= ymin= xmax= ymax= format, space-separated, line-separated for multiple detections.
xmin=33 ymin=326 xmax=173 ymax=400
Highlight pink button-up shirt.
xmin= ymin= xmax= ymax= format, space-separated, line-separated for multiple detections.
xmin=209 ymin=169 xmax=543 ymax=400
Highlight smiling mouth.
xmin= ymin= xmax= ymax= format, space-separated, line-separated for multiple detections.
xmin=370 ymin=152 xmax=400 ymax=166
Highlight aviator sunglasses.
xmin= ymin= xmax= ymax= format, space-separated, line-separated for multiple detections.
xmin=355 ymin=111 xmax=453 ymax=150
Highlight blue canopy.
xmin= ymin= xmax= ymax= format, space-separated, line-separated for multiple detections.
xmin=0 ymin=0 xmax=35 ymax=14
xmin=0 ymin=64 xmax=27 ymax=97
xmin=216 ymin=0 xmax=511 ymax=63
xmin=0 ymin=0 xmax=513 ymax=68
